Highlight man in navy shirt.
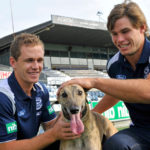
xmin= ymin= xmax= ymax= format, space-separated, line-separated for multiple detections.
xmin=0 ymin=33 xmax=80 ymax=150
xmin=58 ymin=1 xmax=150 ymax=150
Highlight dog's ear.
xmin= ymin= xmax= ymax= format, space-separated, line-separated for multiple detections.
xmin=83 ymin=88 xmax=90 ymax=104
xmin=83 ymin=88 xmax=89 ymax=93
xmin=86 ymin=99 xmax=89 ymax=104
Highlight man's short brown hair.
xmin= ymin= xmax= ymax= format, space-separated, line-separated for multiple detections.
xmin=10 ymin=33 xmax=44 ymax=60
xmin=107 ymin=1 xmax=149 ymax=36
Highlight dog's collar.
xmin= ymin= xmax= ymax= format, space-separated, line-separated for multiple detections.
xmin=82 ymin=103 xmax=87 ymax=118
xmin=81 ymin=103 xmax=90 ymax=122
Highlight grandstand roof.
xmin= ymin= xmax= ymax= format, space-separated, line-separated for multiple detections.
xmin=0 ymin=15 xmax=115 ymax=51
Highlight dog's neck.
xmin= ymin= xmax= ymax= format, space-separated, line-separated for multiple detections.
xmin=81 ymin=103 xmax=97 ymax=136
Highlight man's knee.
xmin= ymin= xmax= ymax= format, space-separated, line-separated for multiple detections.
xmin=103 ymin=134 xmax=129 ymax=150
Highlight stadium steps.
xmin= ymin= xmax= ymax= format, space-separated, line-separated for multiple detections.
xmin=61 ymin=69 xmax=108 ymax=78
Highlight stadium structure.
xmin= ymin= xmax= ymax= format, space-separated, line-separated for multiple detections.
xmin=0 ymin=15 xmax=117 ymax=70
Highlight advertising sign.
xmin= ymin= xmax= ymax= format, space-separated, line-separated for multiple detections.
xmin=0 ymin=71 xmax=12 ymax=79
xmin=91 ymin=101 xmax=130 ymax=121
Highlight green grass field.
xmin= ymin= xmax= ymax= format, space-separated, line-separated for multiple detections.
xmin=117 ymin=126 xmax=129 ymax=131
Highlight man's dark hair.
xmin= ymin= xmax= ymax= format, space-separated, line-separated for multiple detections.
xmin=10 ymin=33 xmax=44 ymax=60
xmin=107 ymin=0 xmax=149 ymax=36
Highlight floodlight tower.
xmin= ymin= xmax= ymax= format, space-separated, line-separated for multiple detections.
xmin=97 ymin=11 xmax=103 ymax=22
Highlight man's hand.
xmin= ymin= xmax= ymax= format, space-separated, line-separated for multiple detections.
xmin=51 ymin=112 xmax=81 ymax=141
xmin=57 ymin=78 xmax=96 ymax=97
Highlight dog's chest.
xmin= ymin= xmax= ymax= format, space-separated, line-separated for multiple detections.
xmin=60 ymin=121 xmax=102 ymax=150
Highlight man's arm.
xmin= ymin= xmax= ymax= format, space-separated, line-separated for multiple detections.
xmin=94 ymin=77 xmax=150 ymax=104
xmin=42 ymin=112 xmax=63 ymax=131
xmin=58 ymin=74 xmax=150 ymax=104
xmin=92 ymin=94 xmax=119 ymax=113
xmin=0 ymin=130 xmax=56 ymax=150
xmin=0 ymin=113 xmax=80 ymax=150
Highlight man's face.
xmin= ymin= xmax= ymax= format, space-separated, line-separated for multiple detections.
xmin=10 ymin=45 xmax=44 ymax=87
xmin=111 ymin=16 xmax=145 ymax=57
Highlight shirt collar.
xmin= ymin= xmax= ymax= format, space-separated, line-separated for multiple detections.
xmin=119 ymin=38 xmax=150 ymax=65
xmin=8 ymin=72 xmax=37 ymax=101
xmin=138 ymin=38 xmax=150 ymax=64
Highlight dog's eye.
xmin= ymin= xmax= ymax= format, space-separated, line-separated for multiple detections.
xmin=62 ymin=92 xmax=68 ymax=98
xmin=78 ymin=90 xmax=82 ymax=96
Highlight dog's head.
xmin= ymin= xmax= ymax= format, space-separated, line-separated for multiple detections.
xmin=57 ymin=84 xmax=88 ymax=134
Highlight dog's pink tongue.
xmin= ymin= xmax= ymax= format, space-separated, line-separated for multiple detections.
xmin=71 ymin=113 xmax=84 ymax=134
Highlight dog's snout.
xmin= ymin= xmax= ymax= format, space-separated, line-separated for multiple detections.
xmin=70 ymin=106 xmax=79 ymax=114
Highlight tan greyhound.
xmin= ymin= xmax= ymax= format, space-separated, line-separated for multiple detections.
xmin=58 ymin=84 xmax=118 ymax=150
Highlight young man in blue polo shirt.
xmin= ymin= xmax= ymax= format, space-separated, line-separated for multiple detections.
xmin=0 ymin=33 xmax=80 ymax=150
xmin=58 ymin=1 xmax=150 ymax=150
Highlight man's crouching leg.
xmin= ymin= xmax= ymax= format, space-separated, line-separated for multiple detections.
xmin=103 ymin=128 xmax=150 ymax=150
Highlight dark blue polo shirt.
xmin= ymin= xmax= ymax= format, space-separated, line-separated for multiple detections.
xmin=0 ymin=72 xmax=56 ymax=143
xmin=107 ymin=38 xmax=150 ymax=128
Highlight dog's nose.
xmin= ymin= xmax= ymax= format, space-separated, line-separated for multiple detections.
xmin=70 ymin=106 xmax=79 ymax=114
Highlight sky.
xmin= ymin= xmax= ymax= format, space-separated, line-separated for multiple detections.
xmin=1 ymin=0 xmax=150 ymax=38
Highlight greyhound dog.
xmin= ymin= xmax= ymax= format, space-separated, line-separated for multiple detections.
xmin=57 ymin=84 xmax=118 ymax=150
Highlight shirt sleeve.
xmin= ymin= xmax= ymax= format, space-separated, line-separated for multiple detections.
xmin=41 ymin=85 xmax=56 ymax=123
xmin=0 ymin=92 xmax=17 ymax=143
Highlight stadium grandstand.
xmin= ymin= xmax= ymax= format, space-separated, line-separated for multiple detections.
xmin=0 ymin=15 xmax=117 ymax=71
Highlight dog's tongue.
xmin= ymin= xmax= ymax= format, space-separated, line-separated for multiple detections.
xmin=70 ymin=113 xmax=84 ymax=134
